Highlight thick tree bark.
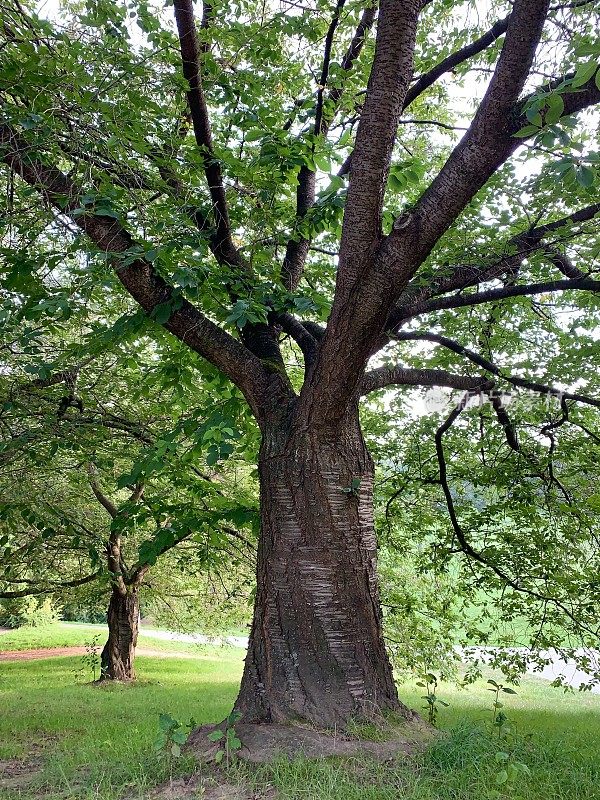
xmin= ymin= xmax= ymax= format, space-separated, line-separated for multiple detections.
xmin=235 ymin=407 xmax=408 ymax=726
xmin=100 ymin=585 xmax=140 ymax=681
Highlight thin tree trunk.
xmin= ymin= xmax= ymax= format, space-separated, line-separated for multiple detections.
xmin=100 ymin=585 xmax=139 ymax=681
xmin=236 ymin=411 xmax=407 ymax=727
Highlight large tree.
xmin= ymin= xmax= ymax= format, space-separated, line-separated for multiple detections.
xmin=1 ymin=0 xmax=599 ymax=725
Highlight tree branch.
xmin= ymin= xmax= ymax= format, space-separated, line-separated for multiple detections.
xmin=403 ymin=14 xmax=511 ymax=110
xmin=272 ymin=311 xmax=319 ymax=366
xmin=281 ymin=3 xmax=375 ymax=291
xmin=172 ymin=0 xmax=239 ymax=267
xmin=0 ymin=570 xmax=101 ymax=599
xmin=314 ymin=0 xmax=347 ymax=139
xmin=393 ymin=331 xmax=600 ymax=409
xmin=435 ymin=399 xmax=597 ymax=637
xmin=300 ymin=0 xmax=421 ymax=424
xmin=87 ymin=464 xmax=118 ymax=519
xmin=361 ymin=366 xmax=491 ymax=395
xmin=0 ymin=123 xmax=273 ymax=417
xmin=385 ymin=202 xmax=600 ymax=330
xmin=393 ymin=277 xmax=600 ymax=321
xmin=335 ymin=0 xmax=420 ymax=291
xmin=385 ymin=0 xmax=552 ymax=268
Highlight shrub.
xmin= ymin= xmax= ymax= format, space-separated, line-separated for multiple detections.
xmin=0 ymin=596 xmax=60 ymax=628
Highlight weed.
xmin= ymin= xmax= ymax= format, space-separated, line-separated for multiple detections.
xmin=78 ymin=634 xmax=102 ymax=682
xmin=417 ymin=672 xmax=449 ymax=726
xmin=207 ymin=710 xmax=242 ymax=766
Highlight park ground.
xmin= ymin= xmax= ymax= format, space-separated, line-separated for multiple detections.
xmin=0 ymin=624 xmax=599 ymax=799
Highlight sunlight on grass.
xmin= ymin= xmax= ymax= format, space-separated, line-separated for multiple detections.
xmin=0 ymin=639 xmax=598 ymax=800
xmin=0 ymin=622 xmax=236 ymax=653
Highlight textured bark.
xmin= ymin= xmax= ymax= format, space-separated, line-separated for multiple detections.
xmin=236 ymin=407 xmax=405 ymax=726
xmin=100 ymin=586 xmax=139 ymax=681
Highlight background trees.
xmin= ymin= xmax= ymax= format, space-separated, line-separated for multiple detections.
xmin=1 ymin=0 xmax=599 ymax=726
xmin=0 ymin=346 xmax=258 ymax=678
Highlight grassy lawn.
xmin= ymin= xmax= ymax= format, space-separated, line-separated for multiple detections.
xmin=0 ymin=625 xmax=599 ymax=799
xmin=0 ymin=651 xmax=244 ymax=798
xmin=0 ymin=622 xmax=221 ymax=654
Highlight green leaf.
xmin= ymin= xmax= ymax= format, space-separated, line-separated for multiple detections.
xmin=170 ymin=743 xmax=181 ymax=757
xmin=206 ymin=448 xmax=219 ymax=466
xmin=158 ymin=713 xmax=178 ymax=731
xmin=314 ymin=153 xmax=331 ymax=172
xmin=502 ymin=687 xmax=518 ymax=694
xmin=525 ymin=107 xmax=543 ymax=127
xmin=151 ymin=302 xmax=173 ymax=325
xmin=388 ymin=172 xmax=406 ymax=192
xmin=571 ymin=60 xmax=598 ymax=89
xmin=513 ymin=125 xmax=540 ymax=138
xmin=495 ymin=770 xmax=509 ymax=786
xmin=214 ymin=749 xmax=224 ymax=764
xmin=208 ymin=729 xmax=224 ymax=742
xmin=577 ymin=166 xmax=595 ymax=188
xmin=544 ymin=94 xmax=564 ymax=125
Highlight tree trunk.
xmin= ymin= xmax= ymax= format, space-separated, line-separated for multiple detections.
xmin=100 ymin=585 xmax=139 ymax=681
xmin=235 ymin=410 xmax=407 ymax=727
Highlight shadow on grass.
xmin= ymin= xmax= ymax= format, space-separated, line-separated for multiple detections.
xmin=0 ymin=656 xmax=598 ymax=800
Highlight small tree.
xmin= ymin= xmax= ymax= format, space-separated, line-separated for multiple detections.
xmin=0 ymin=356 xmax=257 ymax=680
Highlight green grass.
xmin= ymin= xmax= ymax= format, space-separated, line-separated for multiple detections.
xmin=0 ymin=632 xmax=598 ymax=800
xmin=0 ymin=651 xmax=243 ymax=798
xmin=242 ymin=676 xmax=600 ymax=800
xmin=0 ymin=622 xmax=107 ymax=651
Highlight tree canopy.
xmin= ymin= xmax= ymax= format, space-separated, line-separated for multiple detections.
xmin=1 ymin=0 xmax=600 ymax=722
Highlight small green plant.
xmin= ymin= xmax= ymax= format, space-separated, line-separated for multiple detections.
xmin=417 ymin=672 xmax=448 ymax=727
xmin=154 ymin=713 xmax=195 ymax=780
xmin=486 ymin=679 xmax=517 ymax=739
xmin=81 ymin=634 xmax=102 ymax=681
xmin=487 ymin=748 xmax=532 ymax=798
xmin=207 ymin=710 xmax=242 ymax=766
xmin=485 ymin=680 xmax=531 ymax=798
xmin=342 ymin=477 xmax=361 ymax=498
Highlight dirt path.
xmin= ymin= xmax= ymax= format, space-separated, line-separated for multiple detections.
xmin=0 ymin=646 xmax=205 ymax=661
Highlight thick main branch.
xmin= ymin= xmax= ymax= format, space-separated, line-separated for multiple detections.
xmin=0 ymin=124 xmax=271 ymax=416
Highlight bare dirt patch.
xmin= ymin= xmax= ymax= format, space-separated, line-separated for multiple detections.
xmin=0 ymin=757 xmax=43 ymax=791
xmin=0 ymin=646 xmax=88 ymax=661
xmin=188 ymin=720 xmax=431 ymax=764
xmin=0 ymin=646 xmax=205 ymax=661
xmin=144 ymin=773 xmax=275 ymax=799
